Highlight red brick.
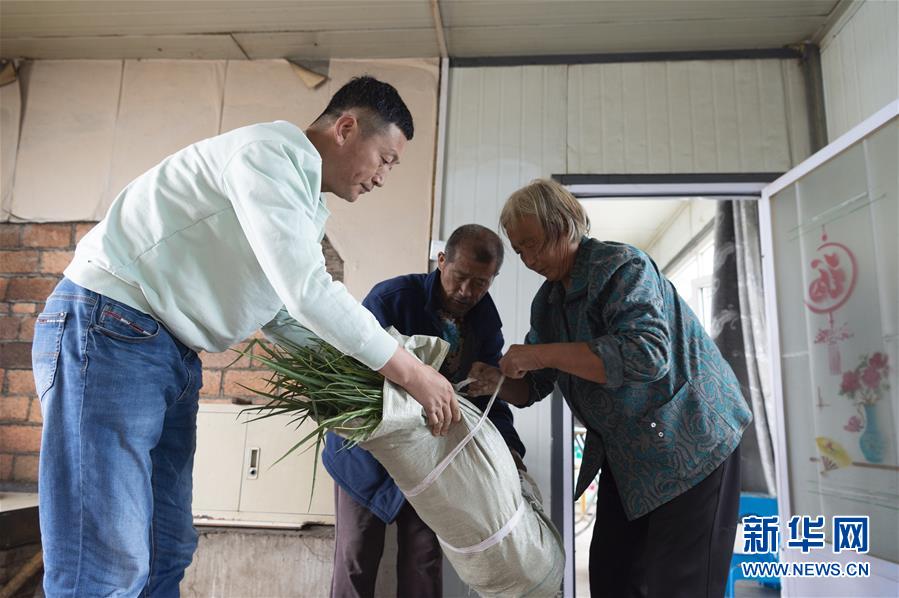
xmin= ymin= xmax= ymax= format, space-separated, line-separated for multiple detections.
xmin=0 ymin=279 xmax=7 ymax=301
xmin=200 ymin=344 xmax=251 ymax=369
xmin=28 ymin=399 xmax=42 ymax=423
xmin=200 ymin=369 xmax=222 ymax=397
xmin=5 ymin=277 xmax=58 ymax=302
xmin=11 ymin=302 xmax=37 ymax=314
xmin=19 ymin=316 xmax=35 ymax=341
xmin=74 ymin=222 xmax=97 ymax=244
xmin=222 ymin=369 xmax=270 ymax=398
xmin=12 ymin=454 xmax=39 ymax=482
xmin=39 ymin=250 xmax=74 ymax=274
xmin=22 ymin=224 xmax=72 ymax=248
xmin=0 ymin=342 xmax=32 ymax=368
xmin=0 ymin=224 xmax=22 ymax=248
xmin=0 ymin=454 xmax=12 ymax=480
xmin=0 ymin=424 xmax=42 ymax=452
xmin=252 ymin=340 xmax=281 ymax=359
xmin=7 ymin=370 xmax=36 ymax=395
xmin=0 ymin=250 xmax=40 ymax=273
xmin=0 ymin=396 xmax=30 ymax=421
xmin=0 ymin=316 xmax=19 ymax=340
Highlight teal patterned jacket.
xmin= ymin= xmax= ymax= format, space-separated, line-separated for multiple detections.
xmin=525 ymin=237 xmax=752 ymax=520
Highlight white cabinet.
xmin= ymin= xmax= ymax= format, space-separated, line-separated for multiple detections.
xmin=192 ymin=403 xmax=334 ymax=527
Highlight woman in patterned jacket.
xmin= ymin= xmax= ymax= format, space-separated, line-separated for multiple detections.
xmin=468 ymin=178 xmax=752 ymax=598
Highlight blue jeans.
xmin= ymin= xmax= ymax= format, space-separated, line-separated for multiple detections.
xmin=33 ymin=278 xmax=202 ymax=597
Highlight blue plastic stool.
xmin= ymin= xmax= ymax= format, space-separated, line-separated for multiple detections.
xmin=725 ymin=493 xmax=782 ymax=597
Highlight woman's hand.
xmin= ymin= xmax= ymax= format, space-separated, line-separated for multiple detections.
xmin=468 ymin=361 xmax=534 ymax=407
xmin=499 ymin=344 xmax=546 ymax=379
xmin=467 ymin=361 xmax=503 ymax=396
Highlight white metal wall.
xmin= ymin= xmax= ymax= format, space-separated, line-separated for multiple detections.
xmin=441 ymin=56 xmax=812 ymax=516
xmin=443 ymin=65 xmax=567 ymax=505
xmin=568 ymin=59 xmax=811 ymax=173
xmin=820 ymin=0 xmax=899 ymax=141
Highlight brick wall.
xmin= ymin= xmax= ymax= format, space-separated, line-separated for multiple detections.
xmin=0 ymin=222 xmax=343 ymax=490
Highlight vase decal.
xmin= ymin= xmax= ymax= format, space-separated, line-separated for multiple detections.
xmin=806 ymin=226 xmax=857 ymax=375
xmin=840 ymin=352 xmax=890 ymax=463
xmin=858 ymin=403 xmax=886 ymax=464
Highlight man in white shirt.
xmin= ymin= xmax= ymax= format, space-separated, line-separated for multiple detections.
xmin=32 ymin=76 xmax=459 ymax=597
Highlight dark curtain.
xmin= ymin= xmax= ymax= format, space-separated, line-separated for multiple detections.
xmin=711 ymin=200 xmax=776 ymax=495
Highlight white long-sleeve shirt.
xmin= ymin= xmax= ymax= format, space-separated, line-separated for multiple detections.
xmin=65 ymin=121 xmax=397 ymax=369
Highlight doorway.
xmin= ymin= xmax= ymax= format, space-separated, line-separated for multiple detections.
xmin=555 ymin=174 xmax=776 ymax=597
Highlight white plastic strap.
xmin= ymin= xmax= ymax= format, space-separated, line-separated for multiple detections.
xmin=404 ymin=376 xmax=505 ymax=498
xmin=438 ymin=499 xmax=527 ymax=554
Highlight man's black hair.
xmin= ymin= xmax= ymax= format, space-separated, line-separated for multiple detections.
xmin=445 ymin=224 xmax=504 ymax=271
xmin=316 ymin=75 xmax=414 ymax=140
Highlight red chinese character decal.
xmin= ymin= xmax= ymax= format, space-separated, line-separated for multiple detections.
xmin=806 ymin=227 xmax=857 ymax=374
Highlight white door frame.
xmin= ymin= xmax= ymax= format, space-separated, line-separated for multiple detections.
xmin=559 ymin=178 xmax=775 ymax=597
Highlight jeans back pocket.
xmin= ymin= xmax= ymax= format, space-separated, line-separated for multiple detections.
xmin=32 ymin=311 xmax=67 ymax=399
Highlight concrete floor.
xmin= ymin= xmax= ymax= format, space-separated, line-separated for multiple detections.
xmin=182 ymin=523 xmax=403 ymax=598
xmin=21 ymin=519 xmax=779 ymax=597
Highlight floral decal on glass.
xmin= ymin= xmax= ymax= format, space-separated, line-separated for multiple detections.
xmin=840 ymin=352 xmax=890 ymax=463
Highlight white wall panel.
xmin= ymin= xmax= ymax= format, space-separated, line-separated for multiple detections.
xmin=645 ymin=62 xmax=673 ymax=172
xmin=569 ymin=59 xmax=803 ymax=174
xmin=99 ymin=60 xmax=226 ymax=218
xmin=219 ymin=60 xmax=326 ymax=140
xmin=442 ymin=64 xmax=567 ymax=509
xmin=9 ymin=60 xmax=122 ymax=221
xmin=782 ymin=58 xmax=813 ymax=165
xmin=0 ymin=79 xmax=21 ymax=217
xmin=821 ymin=0 xmax=899 ymax=141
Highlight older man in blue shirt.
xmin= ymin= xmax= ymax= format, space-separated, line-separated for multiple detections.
xmin=323 ymin=224 xmax=526 ymax=598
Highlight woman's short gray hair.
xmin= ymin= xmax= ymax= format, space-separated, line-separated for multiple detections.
xmin=500 ymin=178 xmax=590 ymax=244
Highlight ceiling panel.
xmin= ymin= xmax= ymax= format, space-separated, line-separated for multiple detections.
xmin=446 ymin=17 xmax=827 ymax=56
xmin=234 ymin=29 xmax=439 ymax=60
xmin=441 ymin=0 xmax=838 ymax=27
xmin=1 ymin=35 xmax=248 ymax=61
xmin=0 ymin=1 xmax=433 ymax=37
xmin=0 ymin=0 xmax=845 ymax=60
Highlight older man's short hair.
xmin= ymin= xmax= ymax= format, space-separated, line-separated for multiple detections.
xmin=445 ymin=224 xmax=504 ymax=271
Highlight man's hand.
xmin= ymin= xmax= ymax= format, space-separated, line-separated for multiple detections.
xmin=408 ymin=361 xmax=461 ymax=436
xmin=467 ymin=361 xmax=503 ymax=397
xmin=499 ymin=344 xmax=546 ymax=379
xmin=379 ymin=346 xmax=461 ymax=436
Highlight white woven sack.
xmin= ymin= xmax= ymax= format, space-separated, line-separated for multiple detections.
xmin=354 ymin=331 xmax=564 ymax=597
